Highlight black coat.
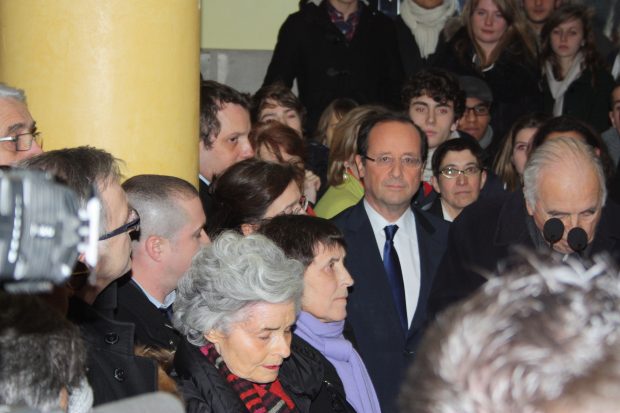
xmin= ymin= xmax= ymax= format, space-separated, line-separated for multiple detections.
xmin=433 ymin=27 xmax=542 ymax=141
xmin=173 ymin=335 xmax=354 ymax=413
xmin=428 ymin=191 xmax=620 ymax=317
xmin=67 ymin=288 xmax=158 ymax=406
xmin=115 ymin=275 xmax=181 ymax=352
xmin=542 ymin=66 xmax=615 ymax=132
xmin=264 ymin=1 xmax=403 ymax=132
xmin=199 ymin=179 xmax=215 ymax=219
xmin=332 ymin=201 xmax=449 ymax=412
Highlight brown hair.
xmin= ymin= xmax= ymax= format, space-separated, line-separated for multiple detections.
xmin=251 ymin=122 xmax=306 ymax=165
xmin=314 ymin=98 xmax=358 ymax=146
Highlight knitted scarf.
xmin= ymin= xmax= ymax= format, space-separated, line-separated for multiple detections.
xmin=294 ymin=311 xmax=381 ymax=413
xmin=545 ymin=52 xmax=585 ymax=116
xmin=400 ymin=0 xmax=457 ymax=58
xmin=200 ymin=343 xmax=298 ymax=413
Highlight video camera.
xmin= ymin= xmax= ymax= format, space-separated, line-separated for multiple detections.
xmin=0 ymin=168 xmax=100 ymax=293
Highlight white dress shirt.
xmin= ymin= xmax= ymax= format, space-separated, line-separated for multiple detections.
xmin=364 ymin=200 xmax=421 ymax=327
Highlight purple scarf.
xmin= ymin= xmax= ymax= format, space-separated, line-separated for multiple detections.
xmin=294 ymin=311 xmax=381 ymax=413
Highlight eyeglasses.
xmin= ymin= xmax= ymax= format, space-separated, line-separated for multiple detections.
xmin=0 ymin=131 xmax=42 ymax=151
xmin=463 ymin=104 xmax=490 ymax=117
xmin=99 ymin=209 xmax=141 ymax=241
xmin=440 ymin=166 xmax=483 ymax=178
xmin=282 ymin=196 xmax=308 ymax=215
xmin=363 ymin=155 xmax=422 ymax=168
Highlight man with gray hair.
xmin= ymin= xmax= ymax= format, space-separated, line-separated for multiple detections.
xmin=0 ymin=83 xmax=42 ymax=165
xmin=428 ymin=137 xmax=620 ymax=316
xmin=116 ymin=174 xmax=209 ymax=352
xmin=401 ymin=253 xmax=620 ymax=413
xmin=19 ymin=147 xmax=158 ymax=406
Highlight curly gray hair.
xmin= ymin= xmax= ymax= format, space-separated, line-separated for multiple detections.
xmin=0 ymin=83 xmax=26 ymax=102
xmin=400 ymin=251 xmax=620 ymax=413
xmin=173 ymin=231 xmax=304 ymax=347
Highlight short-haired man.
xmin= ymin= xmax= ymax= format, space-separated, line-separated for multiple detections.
xmin=402 ymin=68 xmax=465 ymax=184
xmin=429 ymin=137 xmax=620 ymax=316
xmin=456 ymin=76 xmax=494 ymax=159
xmin=20 ymin=147 xmax=157 ymax=406
xmin=332 ymin=112 xmax=449 ymax=412
xmin=402 ymin=254 xmax=620 ymax=413
xmin=0 ymin=83 xmax=43 ymax=165
xmin=602 ymin=83 xmax=620 ymax=167
xmin=199 ymin=81 xmax=254 ymax=217
xmin=428 ymin=137 xmax=487 ymax=222
xmin=116 ymin=175 xmax=209 ymax=351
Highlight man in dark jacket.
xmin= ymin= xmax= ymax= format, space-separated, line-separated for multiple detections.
xmin=429 ymin=136 xmax=620 ymax=317
xmin=20 ymin=147 xmax=158 ymax=406
xmin=332 ymin=111 xmax=449 ymax=412
xmin=264 ymin=0 xmax=403 ymax=133
xmin=199 ymin=81 xmax=254 ymax=218
xmin=116 ymin=175 xmax=209 ymax=352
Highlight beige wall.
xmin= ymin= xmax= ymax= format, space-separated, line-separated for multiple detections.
xmin=201 ymin=0 xmax=297 ymax=50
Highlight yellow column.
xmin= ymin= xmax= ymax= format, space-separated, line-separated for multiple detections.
xmin=0 ymin=0 xmax=200 ymax=184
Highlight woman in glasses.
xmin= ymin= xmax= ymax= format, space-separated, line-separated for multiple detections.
xmin=206 ymin=159 xmax=306 ymax=237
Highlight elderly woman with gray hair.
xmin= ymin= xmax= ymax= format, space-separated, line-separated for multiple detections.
xmin=173 ymin=231 xmax=327 ymax=413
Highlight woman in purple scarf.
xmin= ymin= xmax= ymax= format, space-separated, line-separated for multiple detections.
xmin=260 ymin=215 xmax=381 ymax=413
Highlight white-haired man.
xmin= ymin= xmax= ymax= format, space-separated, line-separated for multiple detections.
xmin=429 ymin=136 xmax=620 ymax=316
xmin=117 ymin=174 xmax=209 ymax=351
xmin=402 ymin=253 xmax=620 ymax=413
xmin=0 ymin=83 xmax=42 ymax=165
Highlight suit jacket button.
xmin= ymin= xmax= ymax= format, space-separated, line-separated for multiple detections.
xmin=104 ymin=332 xmax=119 ymax=345
xmin=113 ymin=368 xmax=126 ymax=382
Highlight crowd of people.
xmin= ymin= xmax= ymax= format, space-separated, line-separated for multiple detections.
xmin=3 ymin=0 xmax=620 ymax=412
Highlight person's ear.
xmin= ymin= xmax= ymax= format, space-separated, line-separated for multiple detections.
xmin=205 ymin=329 xmax=224 ymax=344
xmin=355 ymin=154 xmax=366 ymax=179
xmin=480 ymin=169 xmax=488 ymax=189
xmin=431 ymin=175 xmax=441 ymax=193
xmin=145 ymin=235 xmax=164 ymax=261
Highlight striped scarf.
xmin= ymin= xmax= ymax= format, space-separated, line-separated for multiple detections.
xmin=200 ymin=343 xmax=298 ymax=413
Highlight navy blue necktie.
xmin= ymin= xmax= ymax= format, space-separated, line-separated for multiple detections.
xmin=383 ymin=225 xmax=408 ymax=333
xmin=160 ymin=305 xmax=173 ymax=322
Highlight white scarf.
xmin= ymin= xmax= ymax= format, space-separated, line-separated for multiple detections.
xmin=400 ymin=0 xmax=457 ymax=58
xmin=545 ymin=52 xmax=585 ymax=116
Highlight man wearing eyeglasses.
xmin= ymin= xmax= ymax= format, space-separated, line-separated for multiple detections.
xmin=428 ymin=136 xmax=487 ymax=222
xmin=20 ymin=147 xmax=158 ymax=406
xmin=456 ymin=76 xmax=494 ymax=162
xmin=0 ymin=83 xmax=43 ymax=166
xmin=116 ymin=174 xmax=209 ymax=352
xmin=332 ymin=111 xmax=449 ymax=412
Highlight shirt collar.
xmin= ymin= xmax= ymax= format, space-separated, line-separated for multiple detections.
xmin=364 ymin=199 xmax=415 ymax=236
xmin=198 ymin=174 xmax=210 ymax=186
xmin=131 ymin=278 xmax=176 ymax=309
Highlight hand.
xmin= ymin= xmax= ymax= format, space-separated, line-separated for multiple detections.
xmin=303 ymin=170 xmax=321 ymax=204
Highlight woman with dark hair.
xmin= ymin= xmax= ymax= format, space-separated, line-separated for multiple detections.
xmin=206 ymin=159 xmax=305 ymax=237
xmin=433 ymin=0 xmax=541 ymax=139
xmin=540 ymin=4 xmax=615 ymax=132
xmin=252 ymin=122 xmax=322 ymax=205
xmin=493 ymin=112 xmax=549 ymax=191
xmin=260 ymin=215 xmax=380 ymax=413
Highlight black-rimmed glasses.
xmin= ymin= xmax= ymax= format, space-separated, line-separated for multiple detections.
xmin=0 ymin=131 xmax=42 ymax=151
xmin=99 ymin=210 xmax=141 ymax=241
xmin=462 ymin=104 xmax=490 ymax=117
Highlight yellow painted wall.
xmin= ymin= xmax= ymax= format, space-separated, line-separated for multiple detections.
xmin=0 ymin=0 xmax=200 ymax=183
xmin=201 ymin=0 xmax=297 ymax=50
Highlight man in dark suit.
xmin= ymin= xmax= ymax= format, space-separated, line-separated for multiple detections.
xmin=429 ymin=136 xmax=620 ymax=317
xmin=116 ymin=175 xmax=209 ymax=351
xmin=199 ymin=81 xmax=254 ymax=217
xmin=332 ymin=112 xmax=449 ymax=412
